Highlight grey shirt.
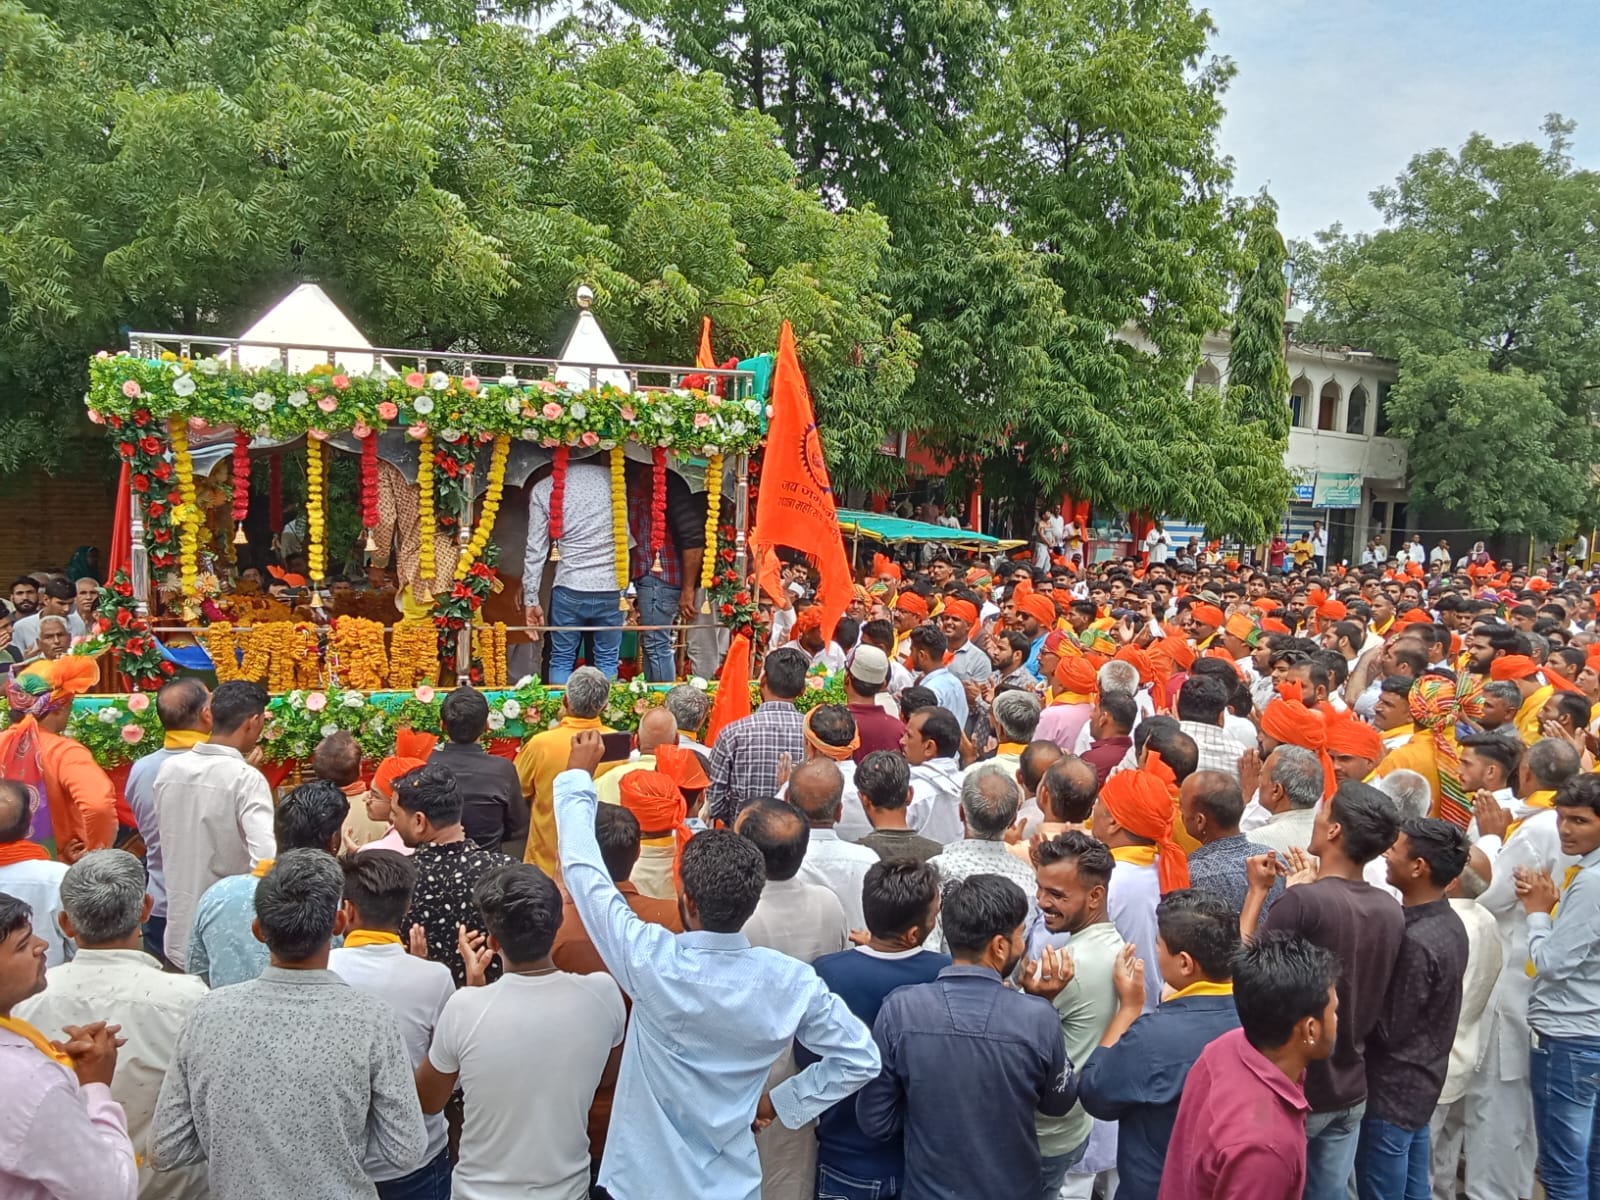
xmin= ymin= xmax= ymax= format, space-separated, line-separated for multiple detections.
xmin=523 ymin=459 xmax=619 ymax=595
xmin=1528 ymin=849 xmax=1600 ymax=1041
xmin=152 ymin=966 xmax=426 ymax=1199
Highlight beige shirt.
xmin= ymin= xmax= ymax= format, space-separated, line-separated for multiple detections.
xmin=17 ymin=949 xmax=210 ymax=1200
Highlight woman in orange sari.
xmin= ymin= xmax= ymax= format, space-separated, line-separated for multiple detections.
xmin=0 ymin=658 xmax=115 ymax=860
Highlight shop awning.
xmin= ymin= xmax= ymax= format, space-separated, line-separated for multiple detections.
xmin=836 ymin=509 xmax=1000 ymax=548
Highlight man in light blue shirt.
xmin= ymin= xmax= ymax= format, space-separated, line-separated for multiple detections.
xmin=555 ymin=730 xmax=881 ymax=1200
xmin=908 ymin=626 xmax=968 ymax=731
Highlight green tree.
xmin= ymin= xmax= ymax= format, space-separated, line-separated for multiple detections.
xmin=0 ymin=1 xmax=915 ymax=487
xmin=1228 ymin=195 xmax=1292 ymax=440
xmin=1299 ymin=117 xmax=1600 ymax=539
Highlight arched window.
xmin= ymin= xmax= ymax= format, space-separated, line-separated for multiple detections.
xmin=1193 ymin=360 xmax=1222 ymax=396
xmin=1289 ymin=376 xmax=1312 ymax=428
xmin=1346 ymin=385 xmax=1368 ymax=435
xmin=1318 ymin=381 xmax=1341 ymax=431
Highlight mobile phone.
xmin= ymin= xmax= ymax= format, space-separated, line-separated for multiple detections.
xmin=600 ymin=732 xmax=635 ymax=762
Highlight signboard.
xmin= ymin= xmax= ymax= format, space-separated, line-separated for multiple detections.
xmin=1292 ymin=467 xmax=1316 ymax=504
xmin=1312 ymin=471 xmax=1362 ymax=509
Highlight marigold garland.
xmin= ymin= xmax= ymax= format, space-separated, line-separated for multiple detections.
xmin=230 ymin=433 xmax=251 ymax=541
xmin=416 ymin=434 xmax=436 ymax=595
xmin=473 ymin=622 xmax=508 ymax=687
xmin=389 ymin=620 xmax=440 ymax=687
xmin=610 ymin=446 xmax=629 ymax=591
xmin=305 ymin=437 xmax=327 ymax=584
xmin=455 ymin=435 xmax=510 ymax=581
xmin=206 ymin=622 xmax=241 ymax=682
xmin=168 ymin=420 xmax=202 ymax=612
xmin=331 ymin=617 xmax=389 ymax=690
xmin=292 ymin=622 xmax=322 ymax=690
xmin=700 ymin=453 xmax=724 ymax=590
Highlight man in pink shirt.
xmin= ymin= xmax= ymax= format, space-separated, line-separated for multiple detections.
xmin=1159 ymin=930 xmax=1339 ymax=1200
xmin=0 ymin=891 xmax=137 ymax=1199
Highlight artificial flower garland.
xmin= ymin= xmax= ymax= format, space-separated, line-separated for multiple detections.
xmin=168 ymin=419 xmax=203 ymax=613
xmin=416 ymin=433 xmax=436 ymax=595
xmin=359 ymin=429 xmax=379 ymax=547
xmin=305 ymin=436 xmax=327 ymax=584
xmin=650 ymin=447 xmax=668 ymax=573
xmin=610 ymin=446 xmax=629 ymax=590
xmin=548 ymin=445 xmax=569 ymax=544
xmin=455 ymin=435 xmax=510 ymax=581
xmin=700 ymin=453 xmax=724 ymax=590
xmin=230 ymin=433 xmax=251 ymax=544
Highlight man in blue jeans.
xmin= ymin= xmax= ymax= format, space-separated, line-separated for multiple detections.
xmin=1355 ymin=818 xmax=1470 ymax=1200
xmin=523 ymin=456 xmax=623 ymax=682
xmin=1518 ymin=773 xmax=1600 ymax=1200
xmin=626 ymin=459 xmax=708 ymax=682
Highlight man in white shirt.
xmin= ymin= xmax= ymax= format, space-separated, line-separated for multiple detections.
xmin=902 ymin=708 xmax=965 ymax=845
xmin=1426 ymin=850 xmax=1506 ymax=1200
xmin=790 ymin=760 xmax=878 ymax=930
xmin=1430 ymin=540 xmax=1452 ymax=569
xmin=417 ymin=861 xmax=623 ymax=1200
xmin=153 ymin=680 xmax=275 ymax=970
xmin=12 ymin=578 xmax=87 ymax=658
xmin=522 ymin=457 xmax=623 ymax=683
xmin=1310 ymin=520 xmax=1328 ymax=571
xmin=15 ymin=850 xmax=209 ymax=1200
xmin=329 ymin=850 xmax=456 ymax=1198
xmin=0 ymin=782 xmax=73 ymax=967
xmin=1406 ymin=534 xmax=1426 ymax=566
xmin=1142 ymin=521 xmax=1170 ymax=566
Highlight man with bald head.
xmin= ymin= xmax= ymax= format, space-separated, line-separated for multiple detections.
xmin=595 ymin=706 xmax=682 ymax=807
xmin=1014 ymin=739 xmax=1064 ymax=836
xmin=791 ymin=759 xmax=878 ymax=929
xmin=1179 ymin=771 xmax=1281 ymax=916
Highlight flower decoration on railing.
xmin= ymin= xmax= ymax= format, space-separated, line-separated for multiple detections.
xmin=95 ymin=571 xmax=175 ymax=691
xmin=707 ymin=523 xmax=762 ymax=639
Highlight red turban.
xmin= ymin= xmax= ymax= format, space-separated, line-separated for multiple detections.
xmin=1190 ymin=602 xmax=1224 ymax=629
xmin=895 ymin=592 xmax=929 ymax=618
xmin=1054 ymin=656 xmax=1098 ymax=699
xmin=1324 ymin=714 xmax=1383 ymax=763
xmin=1018 ymin=595 xmax=1056 ymax=627
xmin=619 ymin=770 xmax=694 ymax=890
xmin=1099 ymin=769 xmax=1191 ymax=893
xmin=942 ymin=598 xmax=978 ymax=626
xmin=1260 ymin=696 xmax=1336 ymax=800
xmin=1043 ymin=630 xmax=1072 ymax=655
xmin=1489 ymin=655 xmax=1541 ymax=682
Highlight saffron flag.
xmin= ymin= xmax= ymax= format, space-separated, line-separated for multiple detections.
xmin=754 ymin=322 xmax=854 ymax=642
xmin=706 ymin=632 xmax=753 ymax=750
xmin=696 ymin=316 xmax=716 ymax=371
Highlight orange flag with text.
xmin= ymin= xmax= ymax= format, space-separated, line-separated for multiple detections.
xmin=752 ymin=321 xmax=853 ymax=642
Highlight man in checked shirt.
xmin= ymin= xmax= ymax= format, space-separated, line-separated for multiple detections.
xmin=706 ymin=648 xmax=809 ymax=826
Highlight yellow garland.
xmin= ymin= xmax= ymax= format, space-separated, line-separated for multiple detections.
xmin=455 ymin=435 xmax=510 ymax=581
xmin=331 ymin=618 xmax=389 ymax=690
xmin=388 ymin=620 xmax=439 ymax=687
xmin=292 ymin=622 xmax=322 ymax=690
xmin=417 ymin=434 xmax=436 ymax=596
xmin=169 ymin=421 xmax=202 ymax=614
xmin=305 ymin=438 xmax=326 ymax=584
xmin=700 ymin=452 xmax=723 ymax=591
xmin=206 ymin=621 xmax=240 ymax=682
xmin=610 ymin=445 xmax=629 ymax=591
xmin=472 ymin=621 xmax=508 ymax=688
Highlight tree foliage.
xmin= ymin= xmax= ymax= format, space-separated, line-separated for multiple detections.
xmin=1229 ymin=195 xmax=1292 ymax=440
xmin=0 ymin=0 xmax=915 ymax=485
xmin=1298 ymin=117 xmax=1600 ymax=539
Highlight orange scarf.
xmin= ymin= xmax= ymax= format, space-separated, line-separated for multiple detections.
xmin=0 ymin=840 xmax=50 ymax=868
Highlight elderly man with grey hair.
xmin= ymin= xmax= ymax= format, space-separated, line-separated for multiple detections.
xmin=1247 ymin=744 xmax=1325 ymax=856
xmin=1071 ymin=658 xmax=1143 ymax=755
xmin=152 ymin=850 xmax=426 ymax=1197
xmin=925 ymin=764 xmax=1038 ymax=952
xmin=965 ymin=689 xmax=1042 ymax=789
xmin=17 ymin=850 xmax=210 ymax=1200
xmin=662 ymin=682 xmax=713 ymax=760
xmin=515 ymin=665 xmax=615 ymax=876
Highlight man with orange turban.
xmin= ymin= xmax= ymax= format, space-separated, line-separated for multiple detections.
xmin=1490 ymin=654 xmax=1554 ymax=745
xmin=0 ymin=657 xmax=115 ymax=859
xmin=1017 ymin=593 xmax=1057 ymax=677
xmin=616 ymin=769 xmax=694 ymax=900
xmin=891 ymin=591 xmax=928 ymax=662
xmin=1094 ymin=765 xmax=1190 ymax=1011
xmin=1187 ymin=602 xmax=1224 ymax=651
xmin=937 ymin=598 xmax=990 ymax=697
xmin=1325 ymin=712 xmax=1385 ymax=783
xmin=1039 ymin=656 xmax=1097 ymax=750
xmin=1259 ymin=688 xmax=1336 ymax=800
xmin=359 ymin=743 xmax=434 ymax=855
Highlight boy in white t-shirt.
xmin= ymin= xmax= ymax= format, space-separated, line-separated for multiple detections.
xmin=417 ymin=861 xmax=625 ymax=1200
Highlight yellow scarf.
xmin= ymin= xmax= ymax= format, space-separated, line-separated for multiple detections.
xmin=1110 ymin=845 xmax=1159 ymax=868
xmin=0 ymin=1015 xmax=73 ymax=1066
xmin=1050 ymin=690 xmax=1092 ymax=707
xmin=1372 ymin=616 xmax=1394 ymax=638
xmin=1166 ymin=980 xmax=1234 ymax=1001
xmin=1506 ymin=790 xmax=1558 ymax=841
xmin=163 ymin=729 xmax=209 ymax=752
xmin=251 ymin=859 xmax=275 ymax=878
xmin=1526 ymin=865 xmax=1583 ymax=978
xmin=996 ymin=743 xmax=1028 ymax=757
xmin=342 ymin=930 xmax=403 ymax=949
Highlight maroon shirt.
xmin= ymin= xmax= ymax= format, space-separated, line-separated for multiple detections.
xmin=849 ymin=702 xmax=907 ymax=764
xmin=1081 ymin=735 xmax=1134 ymax=785
xmin=1158 ymin=1027 xmax=1309 ymax=1200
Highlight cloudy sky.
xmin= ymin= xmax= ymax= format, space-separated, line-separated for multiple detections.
xmin=1204 ymin=0 xmax=1600 ymax=242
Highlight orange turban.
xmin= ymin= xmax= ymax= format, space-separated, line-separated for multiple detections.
xmin=791 ymin=607 xmax=824 ymax=638
xmin=1260 ymin=696 xmax=1336 ymax=800
xmin=395 ymin=728 xmax=440 ymax=759
xmin=872 ymin=553 xmax=901 ymax=582
xmin=371 ymin=756 xmax=428 ymax=800
xmin=895 ymin=592 xmax=929 ymax=619
xmin=655 ymin=742 xmax=709 ymax=791
xmin=1252 ymin=598 xmax=1280 ymax=614
xmin=1489 ymin=655 xmax=1541 ymax=681
xmin=1261 ymin=617 xmax=1291 ymax=634
xmin=1190 ymin=602 xmax=1224 ymax=629
xmin=1394 ymin=608 xmax=1430 ymax=628
xmin=803 ymin=707 xmax=860 ymax=761
xmin=619 ymin=769 xmax=694 ymax=889
xmin=1098 ymin=769 xmax=1191 ymax=893
xmin=1547 ymin=670 xmax=1582 ymax=695
xmin=1222 ymin=613 xmax=1258 ymax=645
xmin=1316 ymin=598 xmax=1348 ymax=621
xmin=1018 ymin=595 xmax=1056 ymax=627
xmin=1054 ymin=655 xmax=1098 ymax=700
xmin=1115 ymin=644 xmax=1155 ymax=686
xmin=1528 ymin=576 xmax=1552 ymax=593
xmin=942 ymin=598 xmax=978 ymax=626
xmin=1324 ymin=714 xmax=1384 ymax=763
xmin=1159 ymin=630 xmax=1196 ymax=671
xmin=9 ymin=657 xmax=99 ymax=717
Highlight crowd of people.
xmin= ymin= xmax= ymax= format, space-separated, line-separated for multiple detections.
xmin=2 ymin=540 xmax=1600 ymax=1200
